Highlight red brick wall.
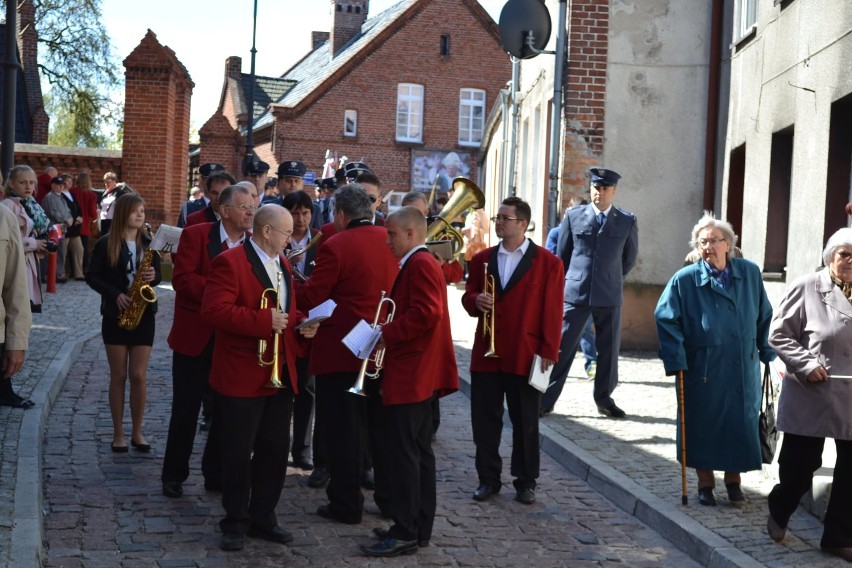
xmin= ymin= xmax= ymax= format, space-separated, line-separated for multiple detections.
xmin=265 ymin=0 xmax=510 ymax=195
xmin=13 ymin=145 xmax=122 ymax=185
xmin=561 ymin=0 xmax=609 ymax=205
xmin=122 ymin=31 xmax=193 ymax=228
xmin=199 ymin=111 xmax=242 ymax=176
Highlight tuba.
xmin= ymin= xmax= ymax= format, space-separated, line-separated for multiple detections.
xmin=258 ymin=271 xmax=285 ymax=388
xmin=425 ymin=177 xmax=485 ymax=256
xmin=349 ymin=291 xmax=396 ymax=397
xmin=117 ymin=227 xmax=160 ymax=331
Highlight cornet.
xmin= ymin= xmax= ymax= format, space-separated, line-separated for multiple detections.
xmin=349 ymin=291 xmax=396 ymax=397
xmin=258 ymin=271 xmax=285 ymax=388
xmin=482 ymin=265 xmax=498 ymax=358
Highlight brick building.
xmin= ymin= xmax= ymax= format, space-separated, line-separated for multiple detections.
xmin=203 ymin=0 xmax=511 ymax=195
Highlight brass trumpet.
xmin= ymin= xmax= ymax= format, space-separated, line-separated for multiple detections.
xmin=482 ymin=264 xmax=498 ymax=358
xmin=258 ymin=271 xmax=285 ymax=388
xmin=285 ymin=231 xmax=323 ymax=261
xmin=349 ymin=291 xmax=396 ymax=397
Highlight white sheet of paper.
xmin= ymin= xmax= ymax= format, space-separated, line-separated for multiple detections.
xmin=296 ymin=299 xmax=337 ymax=329
xmin=528 ymin=354 xmax=550 ymax=393
xmin=150 ymin=224 xmax=183 ymax=253
xmin=342 ymin=319 xmax=382 ymax=359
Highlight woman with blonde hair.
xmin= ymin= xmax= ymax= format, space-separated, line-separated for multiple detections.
xmin=86 ymin=193 xmax=160 ymax=452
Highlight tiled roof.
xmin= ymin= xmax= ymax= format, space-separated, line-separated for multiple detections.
xmin=252 ymin=0 xmax=418 ymax=131
xmin=241 ymin=74 xmax=297 ymax=123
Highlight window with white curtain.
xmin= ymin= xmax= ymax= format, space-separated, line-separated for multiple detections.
xmin=459 ymin=88 xmax=486 ymax=146
xmin=396 ymin=84 xmax=423 ymax=142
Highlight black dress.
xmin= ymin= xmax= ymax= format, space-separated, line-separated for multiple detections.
xmin=85 ymin=234 xmax=162 ymax=346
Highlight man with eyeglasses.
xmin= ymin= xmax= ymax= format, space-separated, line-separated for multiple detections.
xmin=462 ymin=196 xmax=564 ymax=505
xmin=541 ymin=167 xmax=639 ymax=419
xmin=162 ymin=185 xmax=256 ymax=500
xmin=201 ymin=204 xmax=317 ymax=552
xmin=186 ymin=171 xmax=237 ymax=227
xmin=179 ymin=163 xmax=226 ymax=227
xmin=296 ymin=183 xmax=399 ymax=525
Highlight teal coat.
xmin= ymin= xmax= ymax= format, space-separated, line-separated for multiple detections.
xmin=654 ymin=258 xmax=775 ymax=471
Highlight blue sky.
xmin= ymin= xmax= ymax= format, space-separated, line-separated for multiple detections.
xmin=101 ymin=0 xmax=508 ymax=132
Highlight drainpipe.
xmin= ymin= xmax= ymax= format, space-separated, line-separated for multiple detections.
xmin=1 ymin=2 xmax=18 ymax=179
xmin=506 ymin=57 xmax=521 ymax=199
xmin=703 ymin=0 xmax=724 ymax=212
xmin=547 ymin=0 xmax=568 ymax=229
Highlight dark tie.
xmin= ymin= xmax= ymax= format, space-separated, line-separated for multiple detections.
xmin=596 ymin=212 xmax=606 ymax=231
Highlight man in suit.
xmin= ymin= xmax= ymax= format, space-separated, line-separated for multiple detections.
xmin=296 ymin=183 xmax=398 ymax=525
xmin=541 ymin=168 xmax=639 ymax=419
xmin=185 ymin=171 xmax=237 ymax=227
xmin=179 ymin=163 xmax=226 ymax=227
xmin=361 ymin=206 xmax=458 ymax=557
xmin=161 ymin=185 xmax=256 ymax=499
xmin=201 ymin=204 xmax=316 ymax=552
xmin=462 ymin=197 xmax=564 ymax=505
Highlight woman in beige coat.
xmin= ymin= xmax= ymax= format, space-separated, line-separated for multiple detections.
xmin=767 ymin=227 xmax=852 ymax=562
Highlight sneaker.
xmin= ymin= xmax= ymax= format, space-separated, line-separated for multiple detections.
xmin=586 ymin=362 xmax=597 ymax=380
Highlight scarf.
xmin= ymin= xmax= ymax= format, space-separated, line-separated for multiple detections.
xmin=829 ymin=270 xmax=852 ymax=303
xmin=702 ymin=259 xmax=731 ymax=290
xmin=19 ymin=195 xmax=51 ymax=237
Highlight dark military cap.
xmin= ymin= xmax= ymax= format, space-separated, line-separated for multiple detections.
xmin=199 ymin=163 xmax=226 ymax=177
xmin=277 ymin=160 xmax=306 ymax=179
xmin=343 ymin=162 xmax=371 ymax=180
xmin=588 ymin=167 xmax=621 ymax=187
xmin=246 ymin=160 xmax=270 ymax=175
xmin=316 ymin=177 xmax=337 ymax=191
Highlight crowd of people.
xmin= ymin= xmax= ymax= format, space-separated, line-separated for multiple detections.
xmin=1 ymin=158 xmax=850 ymax=562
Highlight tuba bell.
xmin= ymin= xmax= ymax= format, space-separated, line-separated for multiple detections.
xmin=425 ymin=177 xmax=485 ymax=256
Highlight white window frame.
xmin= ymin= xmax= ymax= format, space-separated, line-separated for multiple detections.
xmin=396 ymin=83 xmax=424 ymax=143
xmin=734 ymin=0 xmax=757 ymax=42
xmin=458 ymin=88 xmax=486 ymax=147
xmin=344 ymin=109 xmax=357 ymax=137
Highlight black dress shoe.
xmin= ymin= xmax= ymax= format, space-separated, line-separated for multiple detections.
xmin=0 ymin=394 xmax=34 ymax=409
xmin=360 ymin=537 xmax=418 ymax=557
xmin=316 ymin=504 xmax=361 ymax=525
xmin=725 ymin=483 xmax=747 ymax=504
xmin=698 ymin=487 xmax=717 ymax=506
xmin=110 ymin=444 xmax=129 ymax=453
xmin=516 ymin=487 xmax=536 ymax=504
xmin=131 ymin=440 xmax=151 ymax=452
xmin=473 ymin=483 xmax=500 ymax=502
xmin=372 ymin=527 xmax=430 ymax=547
xmin=162 ymin=481 xmax=183 ymax=498
xmin=220 ymin=532 xmax=245 ymax=551
xmin=539 ymin=406 xmax=554 ymax=418
xmin=361 ymin=468 xmax=375 ymax=490
xmin=307 ymin=466 xmax=329 ymax=488
xmin=292 ymin=457 xmax=314 ymax=470
xmin=247 ymin=524 xmax=293 ymax=544
xmin=597 ymin=402 xmax=626 ymax=418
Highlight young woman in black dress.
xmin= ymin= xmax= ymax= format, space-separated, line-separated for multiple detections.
xmin=86 ymin=193 xmax=161 ymax=452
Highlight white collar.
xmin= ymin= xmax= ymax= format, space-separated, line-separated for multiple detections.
xmin=498 ymin=237 xmax=530 ymax=256
xmin=399 ymin=245 xmax=427 ymax=268
xmin=591 ymin=203 xmax=613 ymax=216
xmin=249 ymin=237 xmax=278 ymax=266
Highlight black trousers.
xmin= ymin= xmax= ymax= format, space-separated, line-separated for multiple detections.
xmin=291 ymin=356 xmax=315 ymax=462
xmin=217 ymin=387 xmax=292 ymax=535
xmin=768 ymin=433 xmax=852 ymax=548
xmin=471 ymin=371 xmax=540 ymax=491
xmin=542 ymin=304 xmax=621 ymax=410
xmin=161 ymin=343 xmax=221 ymax=485
xmin=385 ymin=399 xmax=435 ymax=543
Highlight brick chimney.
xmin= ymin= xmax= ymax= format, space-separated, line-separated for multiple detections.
xmin=311 ymin=31 xmax=330 ymax=50
xmin=17 ymin=0 xmax=48 ymax=143
xmin=225 ymin=56 xmax=242 ymax=80
xmin=330 ymin=1 xmax=369 ymax=56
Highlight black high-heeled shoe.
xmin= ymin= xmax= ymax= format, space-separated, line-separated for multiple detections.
xmin=131 ymin=440 xmax=151 ymax=452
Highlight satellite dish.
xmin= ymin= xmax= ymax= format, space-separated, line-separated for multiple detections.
xmin=498 ymin=0 xmax=552 ymax=59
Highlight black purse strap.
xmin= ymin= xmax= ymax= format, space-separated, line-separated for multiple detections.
xmin=761 ymin=363 xmax=775 ymax=409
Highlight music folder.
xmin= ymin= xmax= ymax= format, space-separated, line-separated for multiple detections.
xmin=528 ymin=355 xmax=550 ymax=393
xmin=425 ymin=240 xmax=453 ymax=262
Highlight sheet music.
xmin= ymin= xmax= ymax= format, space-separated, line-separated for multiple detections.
xmin=342 ymin=319 xmax=382 ymax=359
xmin=296 ymin=299 xmax=337 ymax=329
xmin=528 ymin=354 xmax=550 ymax=393
xmin=150 ymin=224 xmax=183 ymax=253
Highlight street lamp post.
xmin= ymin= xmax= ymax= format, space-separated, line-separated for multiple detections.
xmin=242 ymin=0 xmax=259 ymax=176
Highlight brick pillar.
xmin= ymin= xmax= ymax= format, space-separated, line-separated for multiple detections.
xmin=122 ymin=30 xmax=194 ymax=227
xmin=199 ymin=111 xmax=242 ymax=176
xmin=561 ymin=0 xmax=609 ymax=207
xmin=17 ymin=0 xmax=48 ymax=143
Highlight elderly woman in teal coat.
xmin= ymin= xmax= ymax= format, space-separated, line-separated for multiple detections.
xmin=655 ymin=212 xmax=775 ymax=507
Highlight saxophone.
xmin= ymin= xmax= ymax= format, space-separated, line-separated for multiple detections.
xmin=117 ymin=237 xmax=159 ymax=331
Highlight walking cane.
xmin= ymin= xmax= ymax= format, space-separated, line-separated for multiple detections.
xmin=677 ymin=370 xmax=688 ymax=505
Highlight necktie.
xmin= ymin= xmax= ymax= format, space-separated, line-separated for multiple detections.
xmin=265 ymin=258 xmax=280 ymax=289
xmin=597 ymin=212 xmax=606 ymax=231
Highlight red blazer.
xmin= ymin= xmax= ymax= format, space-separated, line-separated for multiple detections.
xmin=440 ymin=259 xmax=463 ymax=284
xmin=381 ymin=250 xmax=458 ymax=405
xmin=168 ymin=221 xmax=223 ymax=356
xmin=186 ymin=206 xmax=217 ymax=227
xmin=36 ymin=173 xmax=52 ymax=204
xmin=296 ymin=223 xmax=398 ymax=375
xmin=70 ymin=187 xmax=99 ymax=237
xmin=462 ymin=242 xmax=564 ymax=376
xmin=317 ymin=222 xmax=337 ymax=248
xmin=201 ymin=240 xmax=304 ymax=397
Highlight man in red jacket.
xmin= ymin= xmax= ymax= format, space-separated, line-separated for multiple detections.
xmin=161 ymin=185 xmax=255 ymax=499
xmin=361 ymin=206 xmax=458 ymax=557
xmin=296 ymin=184 xmax=398 ymax=525
xmin=462 ymin=196 xmax=564 ymax=505
xmin=186 ymin=171 xmax=237 ymax=227
xmin=201 ymin=204 xmax=316 ymax=552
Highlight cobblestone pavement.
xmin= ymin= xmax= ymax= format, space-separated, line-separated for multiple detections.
xmin=40 ymin=284 xmax=698 ymax=567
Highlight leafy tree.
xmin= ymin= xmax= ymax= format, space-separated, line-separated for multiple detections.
xmin=3 ymin=0 xmax=122 ymax=147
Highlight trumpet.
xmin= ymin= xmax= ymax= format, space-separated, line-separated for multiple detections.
xmin=285 ymin=231 xmax=323 ymax=261
xmin=349 ymin=290 xmax=396 ymax=397
xmin=483 ymin=264 xmax=498 ymax=358
xmin=258 ymin=271 xmax=285 ymax=388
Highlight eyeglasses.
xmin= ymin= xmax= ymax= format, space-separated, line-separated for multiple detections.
xmin=266 ymin=225 xmax=293 ymax=238
xmin=698 ymin=238 xmax=725 ymax=247
xmin=368 ymin=195 xmax=378 ymax=204
xmin=223 ymin=203 xmax=257 ymax=212
xmin=836 ymin=251 xmax=852 ymax=261
xmin=490 ymin=215 xmax=520 ymax=223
